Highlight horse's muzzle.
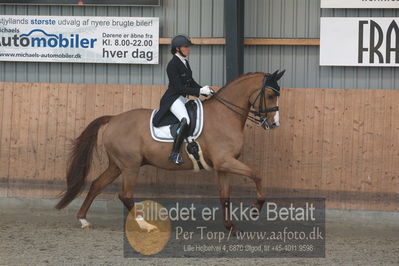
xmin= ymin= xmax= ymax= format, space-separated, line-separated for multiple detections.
xmin=261 ymin=118 xmax=279 ymax=130
xmin=269 ymin=122 xmax=279 ymax=129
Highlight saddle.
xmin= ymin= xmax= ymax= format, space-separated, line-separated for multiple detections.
xmin=150 ymin=99 xmax=210 ymax=171
xmin=150 ymin=99 xmax=204 ymax=143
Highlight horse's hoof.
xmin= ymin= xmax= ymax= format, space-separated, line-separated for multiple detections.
xmin=79 ymin=218 xmax=91 ymax=229
xmin=81 ymin=223 xmax=91 ymax=229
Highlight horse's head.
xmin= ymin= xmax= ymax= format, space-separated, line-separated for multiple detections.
xmin=249 ymin=70 xmax=285 ymax=130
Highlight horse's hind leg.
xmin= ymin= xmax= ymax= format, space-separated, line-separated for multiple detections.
xmin=118 ymin=165 xmax=159 ymax=232
xmin=76 ymin=160 xmax=121 ymax=228
xmin=118 ymin=167 xmax=140 ymax=211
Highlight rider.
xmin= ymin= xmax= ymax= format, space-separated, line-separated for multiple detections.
xmin=152 ymin=35 xmax=214 ymax=165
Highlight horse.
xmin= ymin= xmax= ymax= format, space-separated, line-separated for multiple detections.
xmin=55 ymin=70 xmax=285 ymax=232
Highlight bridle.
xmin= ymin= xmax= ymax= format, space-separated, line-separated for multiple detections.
xmin=211 ymin=74 xmax=280 ymax=129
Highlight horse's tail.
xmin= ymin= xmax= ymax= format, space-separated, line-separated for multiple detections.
xmin=55 ymin=115 xmax=113 ymax=209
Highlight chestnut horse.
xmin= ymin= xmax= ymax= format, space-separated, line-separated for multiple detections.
xmin=55 ymin=70 xmax=285 ymax=232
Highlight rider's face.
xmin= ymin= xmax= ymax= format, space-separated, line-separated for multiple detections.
xmin=178 ymin=46 xmax=191 ymax=57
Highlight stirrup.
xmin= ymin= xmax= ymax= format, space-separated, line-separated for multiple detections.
xmin=169 ymin=151 xmax=183 ymax=165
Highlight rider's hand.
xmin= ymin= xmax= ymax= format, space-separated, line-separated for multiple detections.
xmin=200 ymin=85 xmax=214 ymax=96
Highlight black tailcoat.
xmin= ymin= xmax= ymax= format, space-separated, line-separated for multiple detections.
xmin=152 ymin=55 xmax=201 ymax=127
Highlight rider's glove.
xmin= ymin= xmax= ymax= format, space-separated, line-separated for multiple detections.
xmin=200 ymin=85 xmax=214 ymax=96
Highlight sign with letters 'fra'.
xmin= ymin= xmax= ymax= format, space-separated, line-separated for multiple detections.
xmin=0 ymin=15 xmax=159 ymax=64
xmin=320 ymin=18 xmax=399 ymax=67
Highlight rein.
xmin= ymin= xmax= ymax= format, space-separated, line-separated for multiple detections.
xmin=211 ymin=74 xmax=280 ymax=126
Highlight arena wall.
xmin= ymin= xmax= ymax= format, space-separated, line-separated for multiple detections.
xmin=0 ymin=82 xmax=397 ymax=211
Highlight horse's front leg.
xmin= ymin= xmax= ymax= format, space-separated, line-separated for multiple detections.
xmin=217 ymin=171 xmax=241 ymax=233
xmin=215 ymin=158 xmax=266 ymax=213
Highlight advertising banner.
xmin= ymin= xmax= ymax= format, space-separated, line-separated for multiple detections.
xmin=320 ymin=17 xmax=399 ymax=67
xmin=321 ymin=0 xmax=399 ymax=9
xmin=0 ymin=15 xmax=159 ymax=64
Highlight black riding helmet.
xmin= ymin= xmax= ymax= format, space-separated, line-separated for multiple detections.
xmin=171 ymin=35 xmax=193 ymax=49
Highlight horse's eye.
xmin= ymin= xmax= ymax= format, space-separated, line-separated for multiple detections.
xmin=268 ymin=95 xmax=274 ymax=100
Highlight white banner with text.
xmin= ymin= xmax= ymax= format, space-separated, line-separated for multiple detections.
xmin=0 ymin=15 xmax=159 ymax=64
xmin=320 ymin=17 xmax=399 ymax=67
xmin=321 ymin=0 xmax=399 ymax=9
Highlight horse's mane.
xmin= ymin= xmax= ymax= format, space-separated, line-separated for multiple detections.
xmin=202 ymin=72 xmax=265 ymax=102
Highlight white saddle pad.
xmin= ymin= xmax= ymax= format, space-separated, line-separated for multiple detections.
xmin=150 ymin=99 xmax=204 ymax=142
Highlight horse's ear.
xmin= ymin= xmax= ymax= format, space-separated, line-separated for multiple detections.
xmin=276 ymin=69 xmax=286 ymax=81
xmin=268 ymin=70 xmax=279 ymax=81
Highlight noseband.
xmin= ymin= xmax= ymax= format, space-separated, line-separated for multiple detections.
xmin=212 ymin=74 xmax=280 ymax=127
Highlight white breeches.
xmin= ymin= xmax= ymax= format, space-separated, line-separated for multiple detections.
xmin=170 ymin=96 xmax=190 ymax=125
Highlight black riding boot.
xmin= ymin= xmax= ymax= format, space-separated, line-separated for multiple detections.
xmin=169 ymin=118 xmax=189 ymax=165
